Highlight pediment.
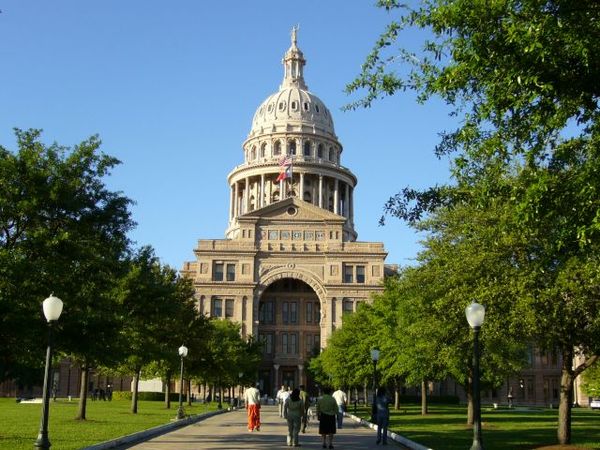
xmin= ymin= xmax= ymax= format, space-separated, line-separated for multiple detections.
xmin=239 ymin=197 xmax=346 ymax=224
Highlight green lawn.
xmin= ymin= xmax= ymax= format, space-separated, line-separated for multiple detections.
xmin=0 ymin=398 xmax=217 ymax=450
xmin=353 ymin=403 xmax=600 ymax=450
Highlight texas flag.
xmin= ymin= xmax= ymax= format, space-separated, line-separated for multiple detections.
xmin=276 ymin=155 xmax=293 ymax=181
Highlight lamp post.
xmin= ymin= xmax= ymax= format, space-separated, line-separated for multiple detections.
xmin=466 ymin=302 xmax=485 ymax=450
xmin=370 ymin=348 xmax=380 ymax=408
xmin=34 ymin=294 xmax=64 ymax=450
xmin=176 ymin=345 xmax=188 ymax=420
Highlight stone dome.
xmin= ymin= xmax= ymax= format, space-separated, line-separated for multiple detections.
xmin=248 ymin=27 xmax=336 ymax=138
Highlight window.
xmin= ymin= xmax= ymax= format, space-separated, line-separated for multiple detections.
xmin=213 ymin=263 xmax=224 ymax=281
xmin=250 ymin=146 xmax=256 ymax=160
xmin=226 ymin=263 xmax=236 ymax=281
xmin=306 ymin=302 xmax=313 ymax=323
xmin=304 ymin=141 xmax=311 ymax=156
xmin=274 ymin=141 xmax=281 ymax=156
xmin=356 ymin=265 xmax=365 ymax=283
xmin=343 ymin=298 xmax=354 ymax=315
xmin=282 ymin=302 xmax=288 ymax=324
xmin=343 ymin=265 xmax=353 ymax=283
xmin=211 ymin=298 xmax=222 ymax=317
xmin=315 ymin=303 xmax=321 ymax=323
xmin=343 ymin=264 xmax=366 ymax=283
xmin=259 ymin=333 xmax=273 ymax=354
xmin=303 ymin=102 xmax=309 ymax=111
xmin=288 ymin=140 xmax=297 ymax=155
xmin=290 ymin=302 xmax=298 ymax=324
xmin=260 ymin=143 xmax=267 ymax=158
xmin=291 ymin=101 xmax=298 ymax=110
xmin=225 ymin=299 xmax=234 ymax=318
xmin=329 ymin=147 xmax=335 ymax=161
xmin=282 ymin=333 xmax=298 ymax=354
xmin=259 ymin=301 xmax=274 ymax=324
xmin=317 ymin=144 xmax=323 ymax=158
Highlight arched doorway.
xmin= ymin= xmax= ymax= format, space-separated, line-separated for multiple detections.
xmin=256 ymin=278 xmax=321 ymax=398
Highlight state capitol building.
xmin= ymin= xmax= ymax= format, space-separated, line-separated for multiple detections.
xmin=181 ymin=29 xmax=388 ymax=396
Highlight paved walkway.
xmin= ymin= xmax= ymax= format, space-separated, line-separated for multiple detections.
xmin=115 ymin=405 xmax=405 ymax=449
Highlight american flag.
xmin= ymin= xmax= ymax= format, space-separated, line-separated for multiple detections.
xmin=278 ymin=155 xmax=292 ymax=167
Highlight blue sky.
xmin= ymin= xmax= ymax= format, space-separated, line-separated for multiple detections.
xmin=0 ymin=1 xmax=455 ymax=269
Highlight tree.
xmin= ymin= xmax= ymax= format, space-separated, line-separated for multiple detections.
xmin=347 ymin=1 xmax=600 ymax=443
xmin=115 ymin=247 xmax=198 ymax=414
xmin=0 ymin=128 xmax=133 ymax=404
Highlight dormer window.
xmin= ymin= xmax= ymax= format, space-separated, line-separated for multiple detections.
xmin=315 ymin=105 xmax=320 ymax=113
xmin=279 ymin=101 xmax=286 ymax=111
xmin=303 ymin=102 xmax=310 ymax=111
xmin=291 ymin=101 xmax=298 ymax=111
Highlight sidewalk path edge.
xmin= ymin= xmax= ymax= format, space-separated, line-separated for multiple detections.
xmin=345 ymin=413 xmax=434 ymax=450
xmin=82 ymin=407 xmax=232 ymax=450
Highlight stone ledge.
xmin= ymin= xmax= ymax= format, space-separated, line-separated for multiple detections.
xmin=82 ymin=408 xmax=230 ymax=450
xmin=345 ymin=412 xmax=433 ymax=450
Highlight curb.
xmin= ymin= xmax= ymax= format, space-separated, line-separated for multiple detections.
xmin=345 ymin=413 xmax=433 ymax=450
xmin=82 ymin=407 xmax=231 ymax=449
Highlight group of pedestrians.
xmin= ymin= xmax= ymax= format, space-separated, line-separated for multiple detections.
xmin=245 ymin=382 xmax=391 ymax=447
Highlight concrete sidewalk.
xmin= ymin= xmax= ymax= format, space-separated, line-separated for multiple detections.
xmin=115 ymin=405 xmax=406 ymax=449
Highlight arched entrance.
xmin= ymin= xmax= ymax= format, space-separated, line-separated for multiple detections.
xmin=256 ymin=278 xmax=321 ymax=398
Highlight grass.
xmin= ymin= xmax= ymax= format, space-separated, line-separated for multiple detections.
xmin=352 ymin=403 xmax=600 ymax=450
xmin=0 ymin=397 xmax=217 ymax=450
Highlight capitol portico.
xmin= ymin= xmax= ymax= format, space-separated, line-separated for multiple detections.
xmin=181 ymin=29 xmax=387 ymax=395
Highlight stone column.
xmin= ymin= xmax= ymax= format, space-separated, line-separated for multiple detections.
xmin=298 ymin=365 xmax=304 ymax=387
xmin=234 ymin=182 xmax=239 ymax=218
xmin=260 ymin=174 xmax=265 ymax=208
xmin=318 ymin=175 xmax=323 ymax=208
xmin=244 ymin=177 xmax=250 ymax=213
xmin=229 ymin=185 xmax=234 ymax=221
xmin=299 ymin=172 xmax=304 ymax=201
xmin=334 ymin=178 xmax=339 ymax=214
xmin=344 ymin=182 xmax=350 ymax=218
xmin=349 ymin=185 xmax=354 ymax=226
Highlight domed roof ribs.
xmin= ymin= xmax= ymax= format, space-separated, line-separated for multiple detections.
xmin=281 ymin=25 xmax=307 ymax=90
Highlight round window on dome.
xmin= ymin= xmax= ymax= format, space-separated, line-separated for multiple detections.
xmin=291 ymin=101 xmax=298 ymax=111
xmin=279 ymin=101 xmax=286 ymax=111
xmin=303 ymin=102 xmax=310 ymax=111
xmin=268 ymin=103 xmax=274 ymax=112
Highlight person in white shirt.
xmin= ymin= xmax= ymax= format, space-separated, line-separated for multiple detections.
xmin=332 ymin=388 xmax=348 ymax=429
xmin=276 ymin=385 xmax=287 ymax=417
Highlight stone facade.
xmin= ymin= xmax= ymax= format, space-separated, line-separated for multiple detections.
xmin=181 ymin=29 xmax=386 ymax=396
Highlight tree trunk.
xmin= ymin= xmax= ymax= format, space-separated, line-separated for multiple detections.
xmin=466 ymin=377 xmax=474 ymax=425
xmin=557 ymin=349 xmax=574 ymax=445
xmin=421 ymin=380 xmax=428 ymax=415
xmin=394 ymin=384 xmax=400 ymax=410
xmin=131 ymin=368 xmax=140 ymax=414
xmin=75 ymin=366 xmax=89 ymax=420
xmin=187 ymin=379 xmax=192 ymax=406
xmin=165 ymin=374 xmax=171 ymax=409
xmin=363 ymin=383 xmax=368 ymax=405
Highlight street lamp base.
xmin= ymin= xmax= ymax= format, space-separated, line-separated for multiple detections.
xmin=176 ymin=406 xmax=185 ymax=420
xmin=34 ymin=432 xmax=51 ymax=449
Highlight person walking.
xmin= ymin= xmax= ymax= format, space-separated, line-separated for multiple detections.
xmin=277 ymin=385 xmax=288 ymax=418
xmin=244 ymin=383 xmax=261 ymax=432
xmin=374 ymin=386 xmax=391 ymax=445
xmin=317 ymin=386 xmax=337 ymax=449
xmin=299 ymin=384 xmax=310 ymax=433
xmin=331 ymin=387 xmax=348 ymax=429
xmin=284 ymin=388 xmax=304 ymax=447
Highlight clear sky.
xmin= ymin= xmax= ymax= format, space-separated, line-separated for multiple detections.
xmin=0 ymin=1 xmax=455 ymax=270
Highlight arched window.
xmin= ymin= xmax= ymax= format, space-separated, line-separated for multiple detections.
xmin=274 ymin=141 xmax=281 ymax=156
xmin=303 ymin=191 xmax=312 ymax=202
xmin=288 ymin=140 xmax=297 ymax=155
xmin=304 ymin=141 xmax=311 ymax=157
xmin=250 ymin=146 xmax=256 ymax=160
xmin=273 ymin=190 xmax=280 ymax=202
xmin=329 ymin=147 xmax=335 ymax=161
xmin=260 ymin=143 xmax=267 ymax=158
xmin=249 ymin=195 xmax=255 ymax=211
xmin=317 ymin=144 xmax=323 ymax=158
